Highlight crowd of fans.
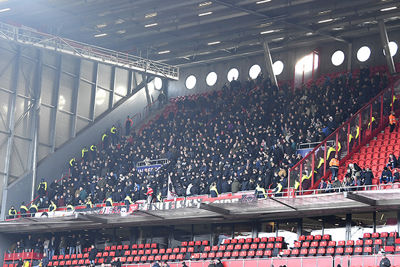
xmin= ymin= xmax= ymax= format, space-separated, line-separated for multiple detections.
xmin=20 ymin=67 xmax=388 ymax=213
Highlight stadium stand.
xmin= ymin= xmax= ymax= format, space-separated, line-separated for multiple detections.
xmin=25 ymin=66 xmax=392 ymax=214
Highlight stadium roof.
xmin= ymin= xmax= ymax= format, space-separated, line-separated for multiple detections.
xmin=1 ymin=190 xmax=400 ymax=233
xmin=0 ymin=0 xmax=399 ymax=67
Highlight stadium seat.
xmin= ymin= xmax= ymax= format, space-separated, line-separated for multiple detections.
xmin=317 ymin=248 xmax=326 ymax=256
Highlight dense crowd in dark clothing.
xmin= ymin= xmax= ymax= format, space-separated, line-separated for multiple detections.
xmin=33 ymin=67 xmax=387 ymax=209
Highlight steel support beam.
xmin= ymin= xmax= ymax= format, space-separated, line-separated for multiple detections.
xmin=0 ymin=47 xmax=20 ymax=220
xmin=127 ymin=70 xmax=133 ymax=96
xmin=109 ymin=66 xmax=116 ymax=109
xmin=143 ymin=75 xmax=152 ymax=106
xmin=50 ymin=55 xmax=62 ymax=153
xmin=90 ymin=63 xmax=99 ymax=121
xmin=70 ymin=59 xmax=81 ymax=138
xmin=262 ymin=40 xmax=278 ymax=87
xmin=347 ymin=43 xmax=352 ymax=72
xmin=378 ymin=20 xmax=396 ymax=75
xmin=28 ymin=50 xmax=42 ymax=201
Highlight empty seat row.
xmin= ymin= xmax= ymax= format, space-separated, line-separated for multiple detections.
xmin=223 ymin=237 xmax=284 ymax=244
xmin=205 ymin=243 xmax=283 ymax=252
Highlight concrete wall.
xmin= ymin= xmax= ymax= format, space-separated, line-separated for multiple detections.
xmin=169 ymin=30 xmax=400 ymax=98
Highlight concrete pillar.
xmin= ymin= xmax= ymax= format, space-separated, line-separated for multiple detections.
xmin=347 ymin=43 xmax=353 ymax=72
xmin=262 ymin=40 xmax=278 ymax=87
xmin=379 ymin=20 xmax=396 ymax=74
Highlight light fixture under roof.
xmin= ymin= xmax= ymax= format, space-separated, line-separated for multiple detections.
xmin=144 ymin=23 xmax=158 ymax=28
xmin=318 ymin=9 xmax=331 ymax=15
xmin=96 ymin=23 xmax=107 ymax=28
xmin=145 ymin=12 xmax=157 ymax=18
xmin=199 ymin=1 xmax=212 ymax=7
xmin=116 ymin=30 xmax=126 ymax=34
xmin=318 ymin=18 xmax=334 ymax=23
xmin=256 ymin=0 xmax=271 ymax=4
xmin=158 ymin=50 xmax=170 ymax=54
xmin=306 ymin=32 xmax=313 ymax=36
xmin=260 ymin=29 xmax=276 ymax=34
xmin=199 ymin=11 xmax=213 ymax=16
xmin=115 ymin=18 xmax=125 ymax=24
xmin=0 ymin=7 xmax=10 ymax=12
xmin=332 ymin=26 xmax=344 ymax=31
xmin=207 ymin=41 xmax=220 ymax=45
xmin=380 ymin=6 xmax=397 ymax=11
xmin=94 ymin=33 xmax=107 ymax=38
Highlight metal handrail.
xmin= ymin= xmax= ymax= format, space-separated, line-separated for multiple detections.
xmin=0 ymin=22 xmax=179 ymax=80
xmin=288 ymin=77 xmax=400 ymax=193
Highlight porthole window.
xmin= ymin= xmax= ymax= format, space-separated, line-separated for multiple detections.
xmin=185 ymin=75 xmax=197 ymax=90
xmin=154 ymin=77 xmax=163 ymax=90
xmin=357 ymin=46 xmax=371 ymax=62
xmin=331 ymin=50 xmax=345 ymax=66
xmin=249 ymin=64 xmax=261 ymax=79
xmin=227 ymin=68 xmax=239 ymax=82
xmin=383 ymin=41 xmax=398 ymax=57
xmin=273 ymin=61 xmax=284 ymax=75
xmin=206 ymin=72 xmax=218 ymax=86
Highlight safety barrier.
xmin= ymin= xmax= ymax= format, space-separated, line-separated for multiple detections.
xmin=288 ymin=78 xmax=400 ymax=194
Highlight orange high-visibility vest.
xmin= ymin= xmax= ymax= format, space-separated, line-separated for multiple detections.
xmin=389 ymin=114 xmax=396 ymax=125
xmin=329 ymin=158 xmax=339 ymax=167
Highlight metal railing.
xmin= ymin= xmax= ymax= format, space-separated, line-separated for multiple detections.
xmin=0 ymin=22 xmax=179 ymax=80
xmin=288 ymin=79 xmax=400 ymax=194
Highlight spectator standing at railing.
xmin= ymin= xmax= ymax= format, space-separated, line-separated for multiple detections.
xmin=59 ymin=236 xmax=66 ymax=255
xmin=125 ymin=116 xmax=133 ymax=136
xmin=24 ymin=235 xmax=33 ymax=252
xmin=20 ymin=202 xmax=29 ymax=217
xmin=329 ymin=155 xmax=339 ymax=179
xmin=389 ymin=112 xmax=397 ymax=133
xmin=360 ymin=168 xmax=374 ymax=187
xmin=89 ymin=244 xmax=97 ymax=266
xmin=380 ymin=167 xmax=393 ymax=184
xmin=8 ymin=206 xmax=17 ymax=218
xmin=48 ymin=236 xmax=56 ymax=260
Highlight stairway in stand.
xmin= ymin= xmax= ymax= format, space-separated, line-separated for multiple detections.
xmin=338 ymin=125 xmax=400 ymax=185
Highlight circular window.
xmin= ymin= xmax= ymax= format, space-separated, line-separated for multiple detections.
xmin=383 ymin=41 xmax=398 ymax=57
xmin=227 ymin=68 xmax=239 ymax=82
xmin=206 ymin=72 xmax=218 ymax=86
xmin=273 ymin=61 xmax=284 ymax=75
xmin=185 ymin=75 xmax=197 ymax=90
xmin=357 ymin=46 xmax=371 ymax=62
xmin=249 ymin=64 xmax=261 ymax=79
xmin=154 ymin=77 xmax=163 ymax=90
xmin=331 ymin=50 xmax=345 ymax=66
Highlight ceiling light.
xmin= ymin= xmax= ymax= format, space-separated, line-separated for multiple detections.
xmin=199 ymin=1 xmax=212 ymax=7
xmin=96 ymin=23 xmax=107 ymax=28
xmin=381 ymin=6 xmax=397 ymax=11
xmin=0 ymin=7 xmax=10 ymax=12
xmin=318 ymin=18 xmax=334 ymax=23
xmin=272 ymin=37 xmax=284 ymax=42
xmin=260 ymin=29 xmax=275 ymax=34
xmin=144 ymin=23 xmax=158 ymax=28
xmin=117 ymin=30 xmax=126 ymax=34
xmin=145 ymin=12 xmax=157 ymax=18
xmin=115 ymin=19 xmax=125 ymax=24
xmin=256 ymin=0 xmax=271 ymax=4
xmin=207 ymin=41 xmax=220 ymax=45
xmin=94 ymin=33 xmax=107 ymax=38
xmin=199 ymin=11 xmax=213 ymax=16
xmin=306 ymin=32 xmax=313 ymax=36
xmin=332 ymin=27 xmax=344 ymax=31
xmin=318 ymin=10 xmax=331 ymax=15
xmin=158 ymin=50 xmax=170 ymax=54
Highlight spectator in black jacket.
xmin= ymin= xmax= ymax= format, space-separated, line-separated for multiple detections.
xmin=88 ymin=245 xmax=97 ymax=266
